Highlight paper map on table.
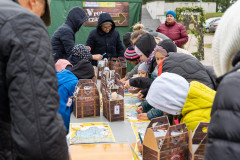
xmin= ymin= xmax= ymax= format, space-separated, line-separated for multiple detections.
xmin=70 ymin=122 xmax=115 ymax=144
xmin=124 ymin=95 xmax=143 ymax=107
xmin=125 ymin=106 xmax=150 ymax=122
xmin=125 ymin=106 xmax=139 ymax=121
xmin=130 ymin=144 xmax=141 ymax=160
xmin=131 ymin=121 xmax=150 ymax=141
xmin=135 ymin=144 xmax=143 ymax=160
xmin=124 ymin=90 xmax=133 ymax=96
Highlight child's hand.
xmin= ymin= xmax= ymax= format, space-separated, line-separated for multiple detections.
xmin=137 ymin=140 xmax=143 ymax=155
xmin=137 ymin=92 xmax=144 ymax=100
xmin=124 ymin=80 xmax=130 ymax=90
xmin=92 ymin=54 xmax=103 ymax=60
xmin=121 ymin=77 xmax=127 ymax=82
xmin=136 ymin=113 xmax=149 ymax=120
xmin=136 ymin=106 xmax=143 ymax=113
xmin=86 ymin=46 xmax=91 ymax=51
xmin=128 ymin=87 xmax=140 ymax=94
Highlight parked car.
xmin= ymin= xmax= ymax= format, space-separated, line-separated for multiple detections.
xmin=209 ymin=19 xmax=220 ymax=33
xmin=204 ymin=17 xmax=221 ymax=33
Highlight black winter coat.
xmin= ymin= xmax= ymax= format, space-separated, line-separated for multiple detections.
xmin=51 ymin=7 xmax=88 ymax=61
xmin=205 ymin=58 xmax=240 ymax=159
xmin=161 ymin=52 xmax=215 ymax=89
xmin=129 ymin=52 xmax=215 ymax=96
xmin=86 ymin=13 xmax=124 ymax=66
xmin=0 ymin=1 xmax=68 ymax=159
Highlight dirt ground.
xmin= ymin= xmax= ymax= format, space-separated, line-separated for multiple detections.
xmin=185 ymin=34 xmax=214 ymax=66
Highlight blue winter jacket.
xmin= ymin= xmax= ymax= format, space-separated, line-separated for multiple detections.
xmin=57 ymin=70 xmax=78 ymax=131
xmin=51 ymin=7 xmax=88 ymax=61
xmin=86 ymin=13 xmax=124 ymax=66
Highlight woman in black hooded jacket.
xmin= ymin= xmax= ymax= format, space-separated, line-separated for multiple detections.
xmin=86 ymin=12 xmax=124 ymax=66
xmin=51 ymin=7 xmax=88 ymax=61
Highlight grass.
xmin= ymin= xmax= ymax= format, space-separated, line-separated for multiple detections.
xmin=204 ymin=33 xmax=214 ymax=36
xmin=204 ymin=12 xmax=224 ymax=19
xmin=204 ymin=43 xmax=212 ymax=48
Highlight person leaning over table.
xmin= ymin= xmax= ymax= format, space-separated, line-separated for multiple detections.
xmin=51 ymin=7 xmax=103 ymax=62
xmin=156 ymin=10 xmax=188 ymax=48
xmin=86 ymin=12 xmax=124 ymax=66
xmin=0 ymin=0 xmax=69 ymax=159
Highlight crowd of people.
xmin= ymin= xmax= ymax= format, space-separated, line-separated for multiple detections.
xmin=1 ymin=0 xmax=240 ymax=159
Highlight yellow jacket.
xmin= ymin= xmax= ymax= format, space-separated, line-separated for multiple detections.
xmin=180 ymin=81 xmax=216 ymax=132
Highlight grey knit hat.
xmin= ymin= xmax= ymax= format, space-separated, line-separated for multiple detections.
xmin=138 ymin=62 xmax=149 ymax=73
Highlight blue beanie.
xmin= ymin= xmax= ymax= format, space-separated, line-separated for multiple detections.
xmin=166 ymin=10 xmax=176 ymax=18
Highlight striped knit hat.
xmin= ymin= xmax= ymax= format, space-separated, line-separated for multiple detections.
xmin=124 ymin=46 xmax=140 ymax=60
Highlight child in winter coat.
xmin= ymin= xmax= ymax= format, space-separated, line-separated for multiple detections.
xmin=124 ymin=46 xmax=140 ymax=76
xmin=137 ymin=62 xmax=149 ymax=78
xmin=131 ymin=39 xmax=177 ymax=120
xmin=146 ymin=72 xmax=215 ymax=131
xmin=56 ymin=69 xmax=78 ymax=132
xmin=128 ymin=62 xmax=149 ymax=94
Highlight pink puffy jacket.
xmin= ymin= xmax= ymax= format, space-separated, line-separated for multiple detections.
xmin=156 ymin=21 xmax=188 ymax=48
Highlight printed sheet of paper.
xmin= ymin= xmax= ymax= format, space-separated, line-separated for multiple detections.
xmin=134 ymin=144 xmax=143 ymax=160
xmin=125 ymin=106 xmax=139 ymax=121
xmin=131 ymin=121 xmax=150 ymax=141
xmin=124 ymin=95 xmax=143 ymax=107
xmin=124 ymin=90 xmax=133 ymax=96
xmin=129 ymin=144 xmax=141 ymax=160
xmin=70 ymin=122 xmax=115 ymax=144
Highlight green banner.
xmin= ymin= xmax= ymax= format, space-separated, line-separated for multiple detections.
xmin=48 ymin=0 xmax=142 ymax=46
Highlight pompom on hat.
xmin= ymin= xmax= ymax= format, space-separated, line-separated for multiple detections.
xmin=166 ymin=10 xmax=176 ymax=19
xmin=124 ymin=46 xmax=140 ymax=60
xmin=212 ymin=0 xmax=240 ymax=76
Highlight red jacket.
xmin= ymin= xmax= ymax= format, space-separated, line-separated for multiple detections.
xmin=156 ymin=21 xmax=188 ymax=48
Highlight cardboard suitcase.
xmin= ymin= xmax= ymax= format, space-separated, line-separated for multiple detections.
xmin=73 ymin=80 xmax=100 ymax=118
xmin=143 ymin=123 xmax=193 ymax=160
xmin=193 ymin=122 xmax=209 ymax=160
xmin=97 ymin=59 xmax=108 ymax=80
xmin=108 ymin=58 xmax=123 ymax=78
xmin=102 ymin=87 xmax=124 ymax=122
xmin=100 ymin=69 xmax=123 ymax=95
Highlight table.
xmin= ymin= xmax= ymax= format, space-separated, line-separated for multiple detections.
xmin=70 ymin=111 xmax=137 ymax=144
xmin=70 ymin=143 xmax=134 ymax=160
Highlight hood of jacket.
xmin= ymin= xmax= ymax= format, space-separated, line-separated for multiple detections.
xmin=65 ymin=7 xmax=88 ymax=33
xmin=70 ymin=60 xmax=95 ymax=79
xmin=134 ymin=33 xmax=156 ymax=58
xmin=97 ymin=13 xmax=115 ymax=35
xmin=57 ymin=69 xmax=78 ymax=86
xmin=146 ymin=72 xmax=189 ymax=115
xmin=180 ymin=81 xmax=215 ymax=131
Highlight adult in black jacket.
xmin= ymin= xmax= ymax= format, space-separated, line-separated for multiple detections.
xmin=51 ymin=7 xmax=88 ymax=61
xmin=205 ymin=1 xmax=240 ymax=159
xmin=86 ymin=12 xmax=124 ymax=66
xmin=130 ymin=52 xmax=215 ymax=97
xmin=0 ymin=0 xmax=68 ymax=159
